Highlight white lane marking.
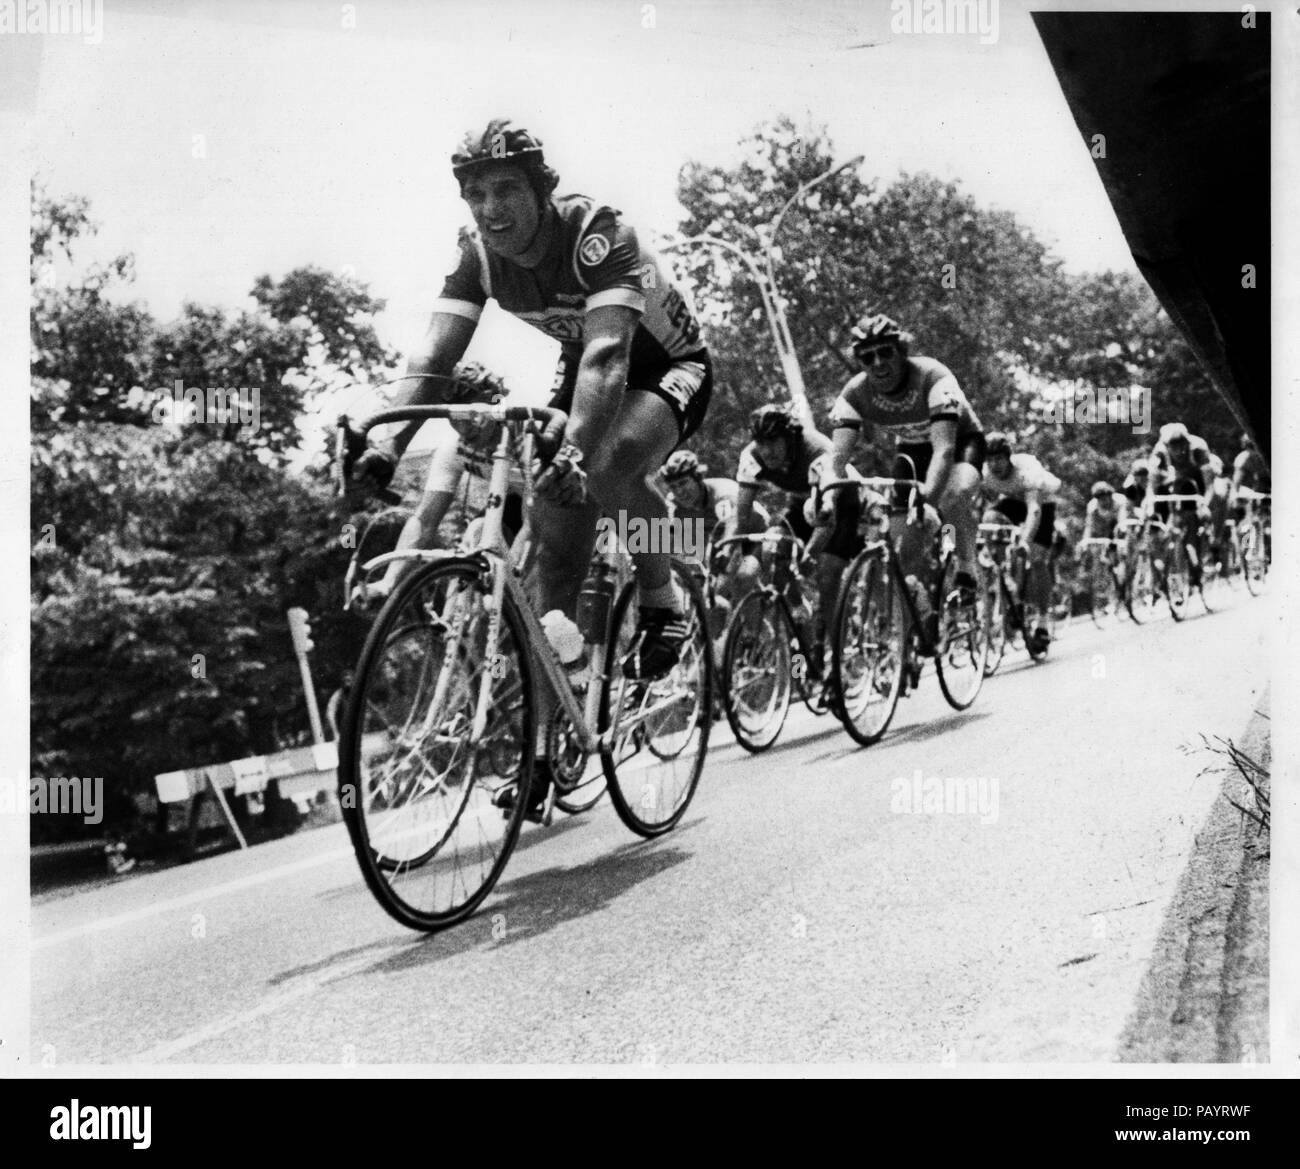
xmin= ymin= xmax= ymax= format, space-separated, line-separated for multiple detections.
xmin=33 ymin=801 xmax=508 ymax=951
xmin=129 ymin=948 xmax=389 ymax=1064
xmin=32 ymin=842 xmax=359 ymax=951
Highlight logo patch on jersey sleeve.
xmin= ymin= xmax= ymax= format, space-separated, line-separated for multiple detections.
xmin=578 ymin=232 xmax=612 ymax=267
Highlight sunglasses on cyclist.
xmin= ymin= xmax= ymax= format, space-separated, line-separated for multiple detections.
xmin=855 ymin=345 xmax=896 ymax=365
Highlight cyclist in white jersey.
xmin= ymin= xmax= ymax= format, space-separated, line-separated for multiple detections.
xmin=981 ymin=433 xmax=1062 ymax=653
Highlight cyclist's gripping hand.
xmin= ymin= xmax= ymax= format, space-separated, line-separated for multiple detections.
xmin=534 ymin=439 xmax=588 ymax=507
xmin=350 ymin=444 xmax=398 ymax=494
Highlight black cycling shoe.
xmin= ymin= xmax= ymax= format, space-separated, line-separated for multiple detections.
xmin=492 ymin=761 xmax=553 ymax=824
xmin=1029 ymin=626 xmax=1051 ymax=656
xmin=623 ymin=606 xmax=690 ymax=680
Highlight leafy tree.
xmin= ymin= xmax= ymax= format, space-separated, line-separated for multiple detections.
xmin=30 ymin=186 xmax=387 ymax=838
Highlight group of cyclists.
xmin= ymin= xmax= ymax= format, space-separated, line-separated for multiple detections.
xmin=345 ymin=117 xmax=1269 ymax=826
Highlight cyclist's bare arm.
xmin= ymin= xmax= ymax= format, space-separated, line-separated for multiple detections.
xmin=830 ymin=424 xmax=859 ymax=479
xmin=1021 ymin=490 xmax=1042 ymax=549
xmin=727 ymin=483 xmax=761 ymax=541
xmin=384 ymin=312 xmax=476 ymax=459
xmin=924 ymin=418 xmax=958 ymax=500
xmin=565 ymin=304 xmax=637 ymax=457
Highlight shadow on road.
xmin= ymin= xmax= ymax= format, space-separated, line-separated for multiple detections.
xmin=801 ymin=707 xmax=994 ymax=766
xmin=317 ymin=823 xmax=704 ymax=978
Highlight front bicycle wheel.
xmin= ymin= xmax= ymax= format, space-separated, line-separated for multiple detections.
xmin=720 ymin=588 xmax=793 ymax=753
xmin=599 ymin=562 xmax=712 ymax=837
xmin=934 ymin=554 xmax=987 ymax=709
xmin=1164 ymin=539 xmax=1190 ymax=621
xmin=338 ymin=558 xmax=534 ymax=932
xmin=981 ymin=570 xmax=1008 ymax=676
xmin=1125 ymin=548 xmax=1158 ymax=623
xmin=1089 ymin=555 xmax=1118 ymax=628
xmin=832 ymin=546 xmax=905 ymax=746
xmin=1243 ymin=523 xmax=1268 ymax=596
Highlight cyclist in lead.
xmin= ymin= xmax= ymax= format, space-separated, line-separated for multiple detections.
xmin=350 ymin=118 xmax=711 ymax=820
xmin=828 ymin=313 xmax=985 ymax=604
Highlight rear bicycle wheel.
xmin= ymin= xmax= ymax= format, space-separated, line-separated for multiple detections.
xmin=600 ymin=562 xmax=712 ymax=837
xmin=338 ymin=558 xmax=534 ymax=932
xmin=832 ymin=546 xmax=905 ymax=746
xmin=934 ymin=553 xmax=987 ymax=709
xmin=720 ymin=588 xmax=793 ymax=753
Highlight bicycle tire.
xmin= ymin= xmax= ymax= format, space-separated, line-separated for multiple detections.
xmin=832 ymin=545 xmax=905 ymax=746
xmin=338 ymin=557 xmax=534 ymax=932
xmin=599 ymin=562 xmax=712 ymax=837
xmin=982 ymin=571 xmax=1008 ymax=676
xmin=720 ymin=588 xmax=793 ymax=753
xmin=935 ymin=553 xmax=988 ymax=707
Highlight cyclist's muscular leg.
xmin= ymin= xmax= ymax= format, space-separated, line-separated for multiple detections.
xmin=585 ymin=390 xmax=681 ymax=603
xmin=530 ymin=494 xmax=602 ymax=614
xmin=1024 ymin=543 xmax=1050 ymax=612
xmin=937 ymin=464 xmax=981 ymax=574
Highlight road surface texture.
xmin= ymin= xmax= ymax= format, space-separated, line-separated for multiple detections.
xmin=31 ymin=589 xmax=1270 ymax=1067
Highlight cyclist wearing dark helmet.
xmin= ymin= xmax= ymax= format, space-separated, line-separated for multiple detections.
xmin=828 ymin=313 xmax=985 ymax=601
xmin=355 ymin=117 xmax=709 ymax=646
xmin=726 ymin=402 xmax=862 ymax=675
xmin=349 ymin=118 xmax=712 ymax=821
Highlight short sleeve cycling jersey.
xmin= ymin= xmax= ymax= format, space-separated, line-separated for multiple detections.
xmin=1233 ymin=448 xmax=1270 ymax=491
xmin=736 ymin=430 xmax=833 ymax=498
xmin=982 ymin=453 xmax=1061 ymax=502
xmin=1083 ymin=495 xmax=1125 ymax=538
xmin=829 ymin=356 xmax=982 ymax=445
xmin=668 ymin=478 xmax=738 ymax=528
xmin=1121 ymin=474 xmax=1148 ymax=508
xmin=433 ymin=194 xmax=706 ymax=379
xmin=1149 ymin=433 xmax=1210 ymax=488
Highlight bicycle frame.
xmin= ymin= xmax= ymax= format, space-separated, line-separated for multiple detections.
xmin=345 ymin=401 xmax=680 ymax=765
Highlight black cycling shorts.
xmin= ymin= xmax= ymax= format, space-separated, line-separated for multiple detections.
xmin=550 ymin=350 xmax=713 ymax=444
xmin=1154 ymin=476 xmax=1203 ymax=521
xmin=784 ymin=492 xmax=863 ymax=561
xmin=991 ymin=497 xmax=1057 ymax=548
xmin=891 ymin=433 xmax=986 ymax=508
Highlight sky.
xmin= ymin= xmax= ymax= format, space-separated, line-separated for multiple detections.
xmin=11 ymin=0 xmax=1150 ymax=409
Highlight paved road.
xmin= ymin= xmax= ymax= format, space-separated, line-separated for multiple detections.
xmin=30 ymin=588 xmax=1270 ymax=1067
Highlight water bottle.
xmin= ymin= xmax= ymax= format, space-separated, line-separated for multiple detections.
xmin=541 ymin=610 xmax=588 ymax=683
xmin=576 ymin=561 xmax=615 ymax=644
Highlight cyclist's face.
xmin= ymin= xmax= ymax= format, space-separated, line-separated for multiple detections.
xmin=1167 ymin=438 xmax=1190 ymax=465
xmin=857 ymin=343 xmax=902 ymax=387
xmin=668 ymin=476 xmax=704 ymax=508
xmin=461 ymin=165 xmax=542 ymax=257
xmin=989 ymin=453 xmax=1011 ymax=479
xmin=755 ymin=437 xmax=789 ymax=470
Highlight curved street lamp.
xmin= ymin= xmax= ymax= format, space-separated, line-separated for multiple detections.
xmin=661 ymin=155 xmax=863 ymax=423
